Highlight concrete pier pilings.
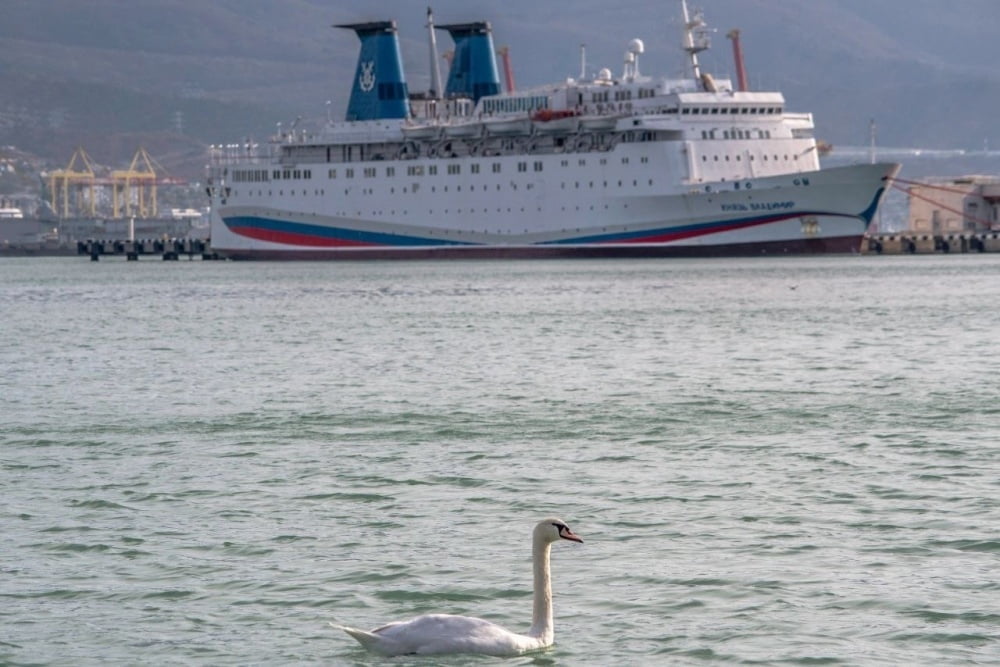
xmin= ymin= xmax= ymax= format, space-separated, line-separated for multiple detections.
xmin=863 ymin=232 xmax=1000 ymax=255
xmin=77 ymin=238 xmax=223 ymax=261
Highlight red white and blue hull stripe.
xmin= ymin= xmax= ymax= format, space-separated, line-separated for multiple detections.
xmin=212 ymin=164 xmax=898 ymax=260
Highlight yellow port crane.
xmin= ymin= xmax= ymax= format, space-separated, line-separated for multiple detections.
xmin=112 ymin=147 xmax=165 ymax=219
xmin=49 ymin=147 xmax=98 ymax=218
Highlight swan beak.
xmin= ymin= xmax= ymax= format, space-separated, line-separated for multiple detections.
xmin=561 ymin=529 xmax=583 ymax=543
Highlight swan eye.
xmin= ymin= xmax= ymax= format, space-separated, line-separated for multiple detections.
xmin=552 ymin=522 xmax=567 ymax=532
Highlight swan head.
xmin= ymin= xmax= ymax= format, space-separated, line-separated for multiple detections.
xmin=535 ymin=517 xmax=583 ymax=544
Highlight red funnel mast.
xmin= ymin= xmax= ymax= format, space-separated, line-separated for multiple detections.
xmin=726 ymin=29 xmax=749 ymax=92
xmin=497 ymin=46 xmax=515 ymax=92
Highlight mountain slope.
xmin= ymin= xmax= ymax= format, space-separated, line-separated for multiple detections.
xmin=1 ymin=0 xmax=997 ymax=175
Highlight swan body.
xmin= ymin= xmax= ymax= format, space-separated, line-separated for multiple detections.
xmin=333 ymin=518 xmax=583 ymax=656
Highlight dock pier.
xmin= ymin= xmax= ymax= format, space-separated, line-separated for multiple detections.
xmin=863 ymin=232 xmax=1000 ymax=255
xmin=78 ymin=238 xmax=223 ymax=261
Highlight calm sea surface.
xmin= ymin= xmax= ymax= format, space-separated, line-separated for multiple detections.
xmin=1 ymin=255 xmax=998 ymax=666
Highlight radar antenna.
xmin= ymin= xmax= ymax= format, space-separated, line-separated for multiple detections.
xmin=681 ymin=0 xmax=711 ymax=82
xmin=426 ymin=7 xmax=444 ymax=99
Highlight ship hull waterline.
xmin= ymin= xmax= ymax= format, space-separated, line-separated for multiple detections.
xmin=210 ymin=162 xmax=900 ymax=261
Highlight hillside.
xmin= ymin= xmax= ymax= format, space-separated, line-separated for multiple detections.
xmin=1 ymin=0 xmax=998 ymax=177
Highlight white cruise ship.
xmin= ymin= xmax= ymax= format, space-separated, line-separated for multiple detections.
xmin=206 ymin=2 xmax=899 ymax=259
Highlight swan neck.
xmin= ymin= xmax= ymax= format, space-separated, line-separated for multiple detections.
xmin=529 ymin=537 xmax=554 ymax=640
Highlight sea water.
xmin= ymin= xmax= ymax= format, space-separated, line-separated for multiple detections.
xmin=1 ymin=255 xmax=998 ymax=665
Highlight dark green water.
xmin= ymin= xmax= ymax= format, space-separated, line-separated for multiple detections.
xmin=2 ymin=256 xmax=998 ymax=665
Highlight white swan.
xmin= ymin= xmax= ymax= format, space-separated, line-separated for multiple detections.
xmin=331 ymin=518 xmax=583 ymax=656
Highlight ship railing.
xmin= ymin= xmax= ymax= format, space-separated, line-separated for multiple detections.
xmin=207 ymin=142 xmax=276 ymax=166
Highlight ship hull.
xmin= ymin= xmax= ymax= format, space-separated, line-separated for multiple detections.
xmin=210 ymin=162 xmax=899 ymax=260
xmin=213 ymin=235 xmax=864 ymax=261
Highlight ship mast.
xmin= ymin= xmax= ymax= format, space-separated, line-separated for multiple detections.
xmin=426 ymin=7 xmax=444 ymax=99
xmin=681 ymin=0 xmax=711 ymax=84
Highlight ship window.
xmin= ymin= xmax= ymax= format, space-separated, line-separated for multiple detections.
xmin=328 ymin=169 xmax=336 ymax=179
xmin=492 ymin=163 xmax=501 ymax=173
xmin=429 ymin=165 xmax=438 ymax=175
xmin=682 ymin=108 xmax=690 ymax=115
xmin=471 ymin=164 xmax=480 ymax=174
xmin=741 ymin=107 xmax=749 ymax=114
xmin=386 ymin=167 xmax=395 ymax=177
xmin=702 ymin=156 xmax=707 ymax=162
xmin=578 ymin=159 xmax=586 ymax=166
xmin=534 ymin=161 xmax=543 ymax=172
xmin=518 ymin=162 xmax=527 ymax=172
xmin=346 ymin=169 xmax=354 ymax=178
xmin=448 ymin=164 xmax=460 ymax=175
xmin=691 ymin=108 xmax=699 ymax=115
xmin=711 ymin=108 xmax=719 ymax=115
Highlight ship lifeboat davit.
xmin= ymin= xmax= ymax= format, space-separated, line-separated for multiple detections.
xmin=578 ymin=113 xmax=625 ymax=131
xmin=531 ymin=109 xmax=580 ymax=134
xmin=483 ymin=115 xmax=533 ymax=135
xmin=443 ymin=120 xmax=484 ymax=138
xmin=402 ymin=121 xmax=442 ymax=139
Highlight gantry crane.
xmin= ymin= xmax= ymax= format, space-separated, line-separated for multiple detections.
xmin=49 ymin=147 xmax=98 ymax=218
xmin=112 ymin=147 xmax=165 ymax=218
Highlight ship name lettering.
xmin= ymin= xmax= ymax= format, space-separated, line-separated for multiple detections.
xmin=750 ymin=201 xmax=795 ymax=211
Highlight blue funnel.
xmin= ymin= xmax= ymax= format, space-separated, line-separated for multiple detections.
xmin=335 ymin=20 xmax=409 ymax=121
xmin=439 ymin=21 xmax=501 ymax=102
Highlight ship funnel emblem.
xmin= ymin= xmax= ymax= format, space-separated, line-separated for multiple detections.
xmin=359 ymin=60 xmax=376 ymax=92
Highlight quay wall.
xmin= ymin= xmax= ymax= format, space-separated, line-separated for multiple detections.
xmin=863 ymin=232 xmax=1000 ymax=255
